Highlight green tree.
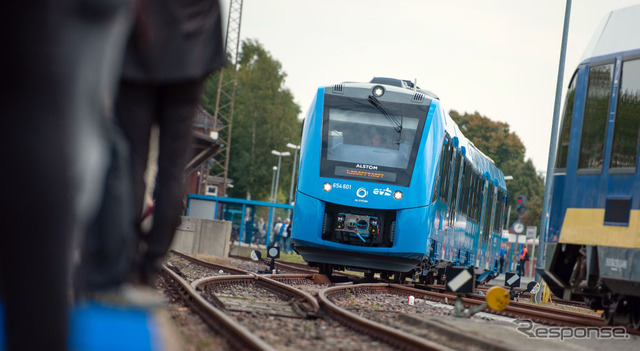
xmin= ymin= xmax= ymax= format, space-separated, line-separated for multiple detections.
xmin=450 ymin=110 xmax=544 ymax=229
xmin=203 ymin=39 xmax=301 ymax=201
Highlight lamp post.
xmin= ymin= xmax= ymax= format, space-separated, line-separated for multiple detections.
xmin=269 ymin=166 xmax=278 ymax=202
xmin=271 ymin=150 xmax=290 ymax=203
xmin=286 ymin=143 xmax=300 ymax=218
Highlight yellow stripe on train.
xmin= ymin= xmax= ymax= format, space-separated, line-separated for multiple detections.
xmin=559 ymin=208 xmax=640 ymax=249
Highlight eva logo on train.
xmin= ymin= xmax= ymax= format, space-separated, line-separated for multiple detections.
xmin=373 ymin=188 xmax=392 ymax=196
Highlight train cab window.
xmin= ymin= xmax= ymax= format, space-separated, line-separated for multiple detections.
xmin=555 ymin=72 xmax=577 ymax=170
xmin=578 ymin=63 xmax=614 ymax=170
xmin=610 ymin=59 xmax=640 ymax=170
xmin=320 ymin=94 xmax=428 ymax=186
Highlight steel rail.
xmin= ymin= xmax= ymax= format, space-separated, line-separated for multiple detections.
xmin=161 ymin=265 xmax=276 ymax=351
xmin=192 ymin=274 xmax=320 ymax=316
xmin=318 ymin=283 xmax=454 ymax=351
xmin=169 ymin=250 xmax=251 ymax=275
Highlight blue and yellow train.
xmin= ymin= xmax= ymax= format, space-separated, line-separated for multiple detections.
xmin=291 ymin=77 xmax=508 ymax=282
xmin=541 ymin=4 xmax=640 ymax=329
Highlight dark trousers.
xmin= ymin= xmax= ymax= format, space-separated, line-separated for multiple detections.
xmin=75 ymin=125 xmax=136 ymax=294
xmin=499 ymin=257 xmax=505 ymax=273
xmin=0 ymin=2 xmax=131 ymax=350
xmin=115 ymin=80 xmax=204 ymax=275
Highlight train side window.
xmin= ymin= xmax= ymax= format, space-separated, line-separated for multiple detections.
xmin=431 ymin=137 xmax=446 ymax=203
xmin=459 ymin=162 xmax=472 ymax=216
xmin=449 ymin=149 xmax=462 ymax=216
xmin=468 ymin=172 xmax=475 ymax=220
xmin=578 ymin=63 xmax=614 ymax=170
xmin=482 ymin=182 xmax=494 ymax=242
xmin=555 ymin=72 xmax=577 ymax=170
xmin=493 ymin=190 xmax=505 ymax=231
xmin=439 ymin=136 xmax=453 ymax=203
xmin=471 ymin=172 xmax=481 ymax=221
xmin=471 ymin=173 xmax=479 ymax=221
xmin=610 ymin=59 xmax=640 ymax=170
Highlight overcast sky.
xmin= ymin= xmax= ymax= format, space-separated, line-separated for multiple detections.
xmin=229 ymin=0 xmax=640 ymax=173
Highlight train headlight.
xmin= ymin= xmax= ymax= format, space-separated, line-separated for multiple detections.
xmin=323 ymin=182 xmax=332 ymax=192
xmin=372 ymin=85 xmax=385 ymax=97
xmin=393 ymin=190 xmax=403 ymax=200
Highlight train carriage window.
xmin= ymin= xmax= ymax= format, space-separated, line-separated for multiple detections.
xmin=610 ymin=59 xmax=640 ymax=170
xmin=578 ymin=63 xmax=614 ymax=170
xmin=483 ymin=183 xmax=495 ymax=242
xmin=439 ymin=136 xmax=453 ymax=203
xmin=470 ymin=172 xmax=482 ymax=222
xmin=493 ymin=190 xmax=505 ymax=231
xmin=432 ymin=137 xmax=447 ymax=203
xmin=467 ymin=173 xmax=475 ymax=220
xmin=474 ymin=174 xmax=481 ymax=220
xmin=555 ymin=72 xmax=577 ymax=170
xmin=482 ymin=182 xmax=494 ymax=242
xmin=459 ymin=162 xmax=472 ymax=216
xmin=449 ymin=149 xmax=463 ymax=217
xmin=470 ymin=173 xmax=478 ymax=220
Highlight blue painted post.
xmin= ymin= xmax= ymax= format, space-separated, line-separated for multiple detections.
xmin=266 ymin=208 xmax=274 ymax=248
xmin=238 ymin=204 xmax=246 ymax=247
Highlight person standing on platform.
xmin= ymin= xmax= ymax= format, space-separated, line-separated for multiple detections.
xmin=256 ymin=217 xmax=266 ymax=244
xmin=1 ymin=2 xmax=132 ymax=350
xmin=518 ymin=247 xmax=528 ymax=276
xmin=273 ymin=217 xmax=282 ymax=246
xmin=499 ymin=243 xmax=507 ymax=273
xmin=279 ymin=218 xmax=291 ymax=252
xmin=116 ymin=0 xmax=226 ymax=285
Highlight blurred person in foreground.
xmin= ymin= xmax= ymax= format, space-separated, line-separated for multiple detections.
xmin=0 ymin=1 xmax=133 ymax=350
xmin=115 ymin=0 xmax=226 ymax=285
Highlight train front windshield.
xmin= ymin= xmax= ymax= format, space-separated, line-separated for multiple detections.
xmin=320 ymin=94 xmax=429 ymax=186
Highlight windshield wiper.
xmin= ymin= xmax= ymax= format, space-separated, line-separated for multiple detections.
xmin=368 ymin=95 xmax=402 ymax=133
xmin=368 ymin=95 xmax=403 ymax=145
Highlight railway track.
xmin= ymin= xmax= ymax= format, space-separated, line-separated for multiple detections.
xmin=164 ymin=252 xmax=446 ymax=350
xmin=160 ymin=265 xmax=275 ymax=351
xmin=366 ymin=283 xmax=634 ymax=331
xmin=164 ymin=252 xmax=638 ymax=351
xmin=421 ymin=283 xmax=587 ymax=308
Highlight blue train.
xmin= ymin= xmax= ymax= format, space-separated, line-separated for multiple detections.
xmin=541 ymin=4 xmax=640 ymax=329
xmin=291 ymin=77 xmax=508 ymax=282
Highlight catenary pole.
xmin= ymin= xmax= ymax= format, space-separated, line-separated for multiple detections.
xmin=537 ymin=0 xmax=572 ymax=278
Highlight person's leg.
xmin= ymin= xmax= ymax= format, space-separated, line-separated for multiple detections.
xmin=75 ymin=123 xmax=137 ymax=294
xmin=115 ymin=82 xmax=157 ymax=225
xmin=141 ymin=81 xmax=203 ymax=281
